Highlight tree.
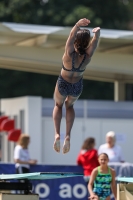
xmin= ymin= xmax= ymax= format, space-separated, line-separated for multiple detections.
xmin=0 ymin=0 xmax=132 ymax=30
xmin=0 ymin=69 xmax=114 ymax=100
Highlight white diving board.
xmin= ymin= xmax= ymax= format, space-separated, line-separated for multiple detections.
xmin=0 ymin=172 xmax=83 ymax=180
xmin=117 ymin=177 xmax=133 ymax=183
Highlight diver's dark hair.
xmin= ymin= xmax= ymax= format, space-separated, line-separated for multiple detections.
xmin=74 ymin=29 xmax=91 ymax=55
xmin=98 ymin=153 xmax=109 ymax=159
xmin=81 ymin=137 xmax=95 ymax=150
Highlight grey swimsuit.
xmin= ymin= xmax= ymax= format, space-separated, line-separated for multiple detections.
xmin=57 ymin=51 xmax=86 ymax=97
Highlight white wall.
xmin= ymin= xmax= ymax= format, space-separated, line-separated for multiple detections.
xmin=42 ymin=117 xmax=133 ymax=165
xmin=1 ymin=96 xmax=133 ymax=165
xmin=1 ymin=96 xmax=42 ymax=163
xmin=42 ymin=117 xmax=86 ymax=165
xmin=27 ymin=97 xmax=42 ymax=163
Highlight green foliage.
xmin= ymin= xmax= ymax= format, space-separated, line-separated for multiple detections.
xmin=0 ymin=0 xmax=132 ymax=29
xmin=64 ymin=6 xmax=102 ymax=27
xmin=0 ymin=69 xmax=57 ymax=98
xmin=0 ymin=69 xmax=114 ymax=100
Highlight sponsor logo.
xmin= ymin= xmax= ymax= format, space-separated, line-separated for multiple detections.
xmin=35 ymin=183 xmax=87 ymax=199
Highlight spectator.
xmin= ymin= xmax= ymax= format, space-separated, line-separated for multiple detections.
xmin=14 ymin=134 xmax=37 ymax=174
xmin=98 ymin=131 xmax=124 ymax=162
xmin=77 ymin=137 xmax=99 ymax=183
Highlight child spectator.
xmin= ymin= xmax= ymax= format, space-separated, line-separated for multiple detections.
xmin=88 ymin=153 xmax=117 ymax=200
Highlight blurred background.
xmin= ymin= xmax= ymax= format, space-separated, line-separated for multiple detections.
xmin=0 ymin=0 xmax=133 ymax=200
xmin=0 ymin=0 xmax=133 ymax=100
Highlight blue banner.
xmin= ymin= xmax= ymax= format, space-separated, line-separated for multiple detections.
xmin=0 ymin=164 xmax=88 ymax=200
xmin=31 ymin=165 xmax=88 ymax=200
xmin=1 ymin=163 xmax=131 ymax=199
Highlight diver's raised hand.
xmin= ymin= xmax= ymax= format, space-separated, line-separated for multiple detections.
xmin=92 ymin=27 xmax=100 ymax=38
xmin=76 ymin=18 xmax=91 ymax=27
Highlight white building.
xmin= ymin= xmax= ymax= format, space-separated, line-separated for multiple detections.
xmin=1 ymin=96 xmax=133 ymax=165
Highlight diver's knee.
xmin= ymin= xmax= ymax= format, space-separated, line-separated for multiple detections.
xmin=55 ymin=102 xmax=63 ymax=108
xmin=65 ymin=100 xmax=73 ymax=109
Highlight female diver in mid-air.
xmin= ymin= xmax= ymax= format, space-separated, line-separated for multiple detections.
xmin=53 ymin=18 xmax=100 ymax=154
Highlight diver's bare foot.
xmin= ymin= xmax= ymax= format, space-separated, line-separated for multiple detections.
xmin=62 ymin=136 xmax=70 ymax=154
xmin=53 ymin=135 xmax=60 ymax=153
